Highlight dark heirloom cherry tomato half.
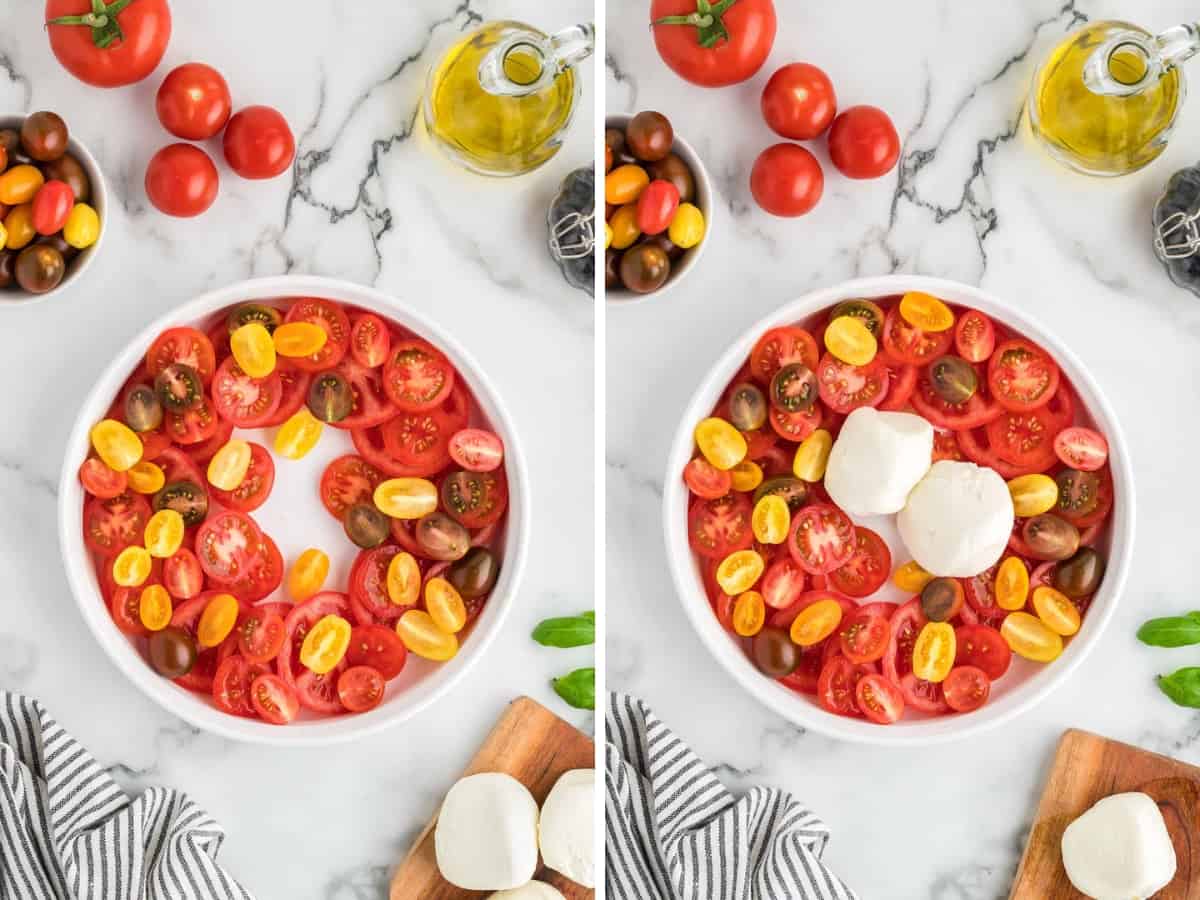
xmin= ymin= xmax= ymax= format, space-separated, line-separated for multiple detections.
xmin=750 ymin=143 xmax=824 ymax=218
xmin=156 ymin=63 xmax=232 ymax=141
xmin=145 ymin=144 xmax=219 ymax=218
xmin=827 ymin=105 xmax=900 ymax=179
xmin=223 ymin=106 xmax=295 ymax=180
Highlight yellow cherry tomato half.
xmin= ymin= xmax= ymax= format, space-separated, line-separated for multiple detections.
xmin=0 ymin=165 xmax=44 ymax=205
xmin=275 ymin=407 xmax=323 ymax=459
xmin=1007 ymin=473 xmax=1059 ymax=518
xmin=4 ymin=204 xmax=35 ymax=250
xmin=893 ymin=560 xmax=934 ymax=593
xmin=0 ymin=221 xmax=7 ymax=249
xmin=668 ymin=202 xmax=706 ymax=249
xmin=63 ymin=203 xmax=101 ymax=249
xmin=694 ymin=417 xmax=747 ymax=471
xmin=604 ymin=221 xmax=613 ymax=249
xmin=112 ymin=545 xmax=152 ymax=587
xmin=751 ymin=494 xmax=790 ymax=545
xmin=995 ymin=556 xmax=1030 ymax=611
xmin=230 ymin=323 xmax=277 ymax=378
xmin=386 ymin=551 xmax=421 ymax=607
xmin=300 ymin=614 xmax=352 ymax=673
xmin=792 ymin=428 xmax=833 ymax=482
xmin=1001 ymin=611 xmax=1063 ymax=662
xmin=197 ymin=592 xmax=240 ymax=649
xmin=729 ymin=460 xmax=763 ymax=493
xmin=90 ymin=418 xmax=142 ymax=472
xmin=608 ymin=203 xmax=641 ymax=250
xmin=716 ymin=549 xmax=764 ymax=595
xmin=273 ymin=321 xmax=328 ymax=358
xmin=426 ymin=577 xmax=467 ymax=634
xmin=138 ymin=584 xmax=172 ymax=632
xmin=144 ymin=508 xmax=185 ymax=558
xmin=207 ymin=439 xmax=252 ymax=491
xmin=1032 ymin=585 xmax=1081 ymax=636
xmin=824 ymin=316 xmax=878 ymax=366
xmin=790 ymin=598 xmax=843 ymax=647
xmin=287 ymin=548 xmax=330 ymax=602
xmin=396 ymin=609 xmax=459 ymax=661
xmin=373 ymin=478 xmax=438 ymax=519
xmin=912 ymin=621 xmax=956 ymax=683
xmin=605 ymin=164 xmax=650 ymax=205
xmin=899 ymin=291 xmax=955 ymax=332
xmin=732 ymin=590 xmax=766 ymax=637
xmin=125 ymin=460 xmax=165 ymax=494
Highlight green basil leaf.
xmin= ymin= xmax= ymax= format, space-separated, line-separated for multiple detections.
xmin=532 ymin=613 xmax=595 ymax=648
xmin=1158 ymin=667 xmax=1200 ymax=708
xmin=1137 ymin=616 xmax=1200 ymax=647
xmin=552 ymin=667 xmax=595 ymax=710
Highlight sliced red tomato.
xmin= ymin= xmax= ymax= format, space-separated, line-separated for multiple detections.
xmin=195 ymin=510 xmax=263 ymax=584
xmin=182 ymin=418 xmax=234 ymax=466
xmin=223 ymin=535 xmax=283 ymax=603
xmin=84 ymin=492 xmax=151 ymax=555
xmin=210 ymin=442 xmax=275 ymax=512
xmin=330 ymin=358 xmax=397 ymax=430
xmin=816 ymin=352 xmax=889 ymax=414
xmin=295 ymin=665 xmax=347 ymax=714
xmin=165 ymin=396 xmax=221 ymax=445
xmin=137 ymin=428 xmax=172 ymax=461
xmin=943 ymin=665 xmax=990 ymax=712
xmin=883 ymin=598 xmax=925 ymax=686
xmin=957 ymin=625 xmax=1014 ymax=681
xmin=687 ymin=492 xmax=754 ymax=560
xmin=683 ymin=458 xmax=732 ymax=499
xmin=146 ymin=327 xmax=216 ymax=384
xmin=319 ymin=455 xmax=384 ymax=520
xmin=882 ymin=305 xmax=952 ymax=366
xmin=839 ymin=609 xmax=891 ymax=664
xmin=346 ymin=623 xmax=408 ymax=680
xmin=910 ymin=370 xmax=1000 ymax=430
xmin=378 ymin=390 xmax=470 ymax=476
xmin=441 ymin=469 xmax=508 ymax=529
xmin=749 ymin=326 xmax=819 ymax=384
xmin=163 ymin=548 xmax=203 ymax=599
xmin=984 ymin=407 xmax=1062 ymax=471
xmin=899 ymin=673 xmax=949 ymax=714
xmin=448 ymin=429 xmax=504 ymax=473
xmin=962 ymin=564 xmax=1007 ymax=626
xmin=956 ymin=426 xmax=1042 ymax=479
xmin=383 ymin=339 xmax=456 ymax=411
xmin=156 ymin=446 xmax=205 ymax=486
xmin=1054 ymin=427 xmax=1108 ymax=472
xmin=337 ymin=665 xmax=385 ymax=712
xmin=768 ymin=403 xmax=822 ymax=442
xmin=284 ymin=298 xmax=351 ymax=372
xmin=828 ymin=526 xmax=891 ymax=597
xmin=211 ymin=357 xmax=282 ymax=428
xmin=110 ymin=587 xmax=149 ymax=637
xmin=79 ymin=458 xmax=127 ymax=499
xmin=350 ymin=314 xmax=391 ymax=368
xmin=877 ymin=362 xmax=917 ymax=411
xmin=954 ymin=309 xmax=995 ymax=363
xmin=236 ymin=607 xmax=287 ymax=663
xmin=818 ymin=656 xmax=872 ymax=717
xmin=759 ymin=557 xmax=807 ymax=609
xmin=787 ymin=503 xmax=855 ymax=575
xmin=213 ymin=655 xmax=268 ymax=718
xmin=261 ymin=363 xmax=311 ymax=427
xmin=856 ymin=673 xmax=905 ymax=724
xmin=277 ymin=591 xmax=350 ymax=687
xmin=349 ymin=545 xmax=411 ymax=624
xmin=931 ymin=430 xmax=965 ymax=462
xmin=250 ymin=673 xmax=299 ymax=725
xmin=988 ymin=339 xmax=1060 ymax=412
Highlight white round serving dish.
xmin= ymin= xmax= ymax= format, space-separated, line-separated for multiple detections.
xmin=59 ymin=275 xmax=530 ymax=746
xmin=0 ymin=113 xmax=107 ymax=307
xmin=663 ymin=274 xmax=1134 ymax=746
xmin=605 ymin=111 xmax=713 ymax=305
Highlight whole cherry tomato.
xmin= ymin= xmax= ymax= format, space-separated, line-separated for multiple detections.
xmin=827 ymin=105 xmax=901 ymax=179
xmin=223 ymin=106 xmax=295 ymax=180
xmin=156 ymin=63 xmax=232 ymax=140
xmin=31 ymin=180 xmax=74 ymax=235
xmin=45 ymin=0 xmax=172 ymax=88
xmin=145 ymin=144 xmax=219 ymax=218
xmin=650 ymin=0 xmax=777 ymax=87
xmin=636 ymin=179 xmax=681 ymax=236
xmin=761 ymin=63 xmax=837 ymax=140
xmin=750 ymin=143 xmax=823 ymax=217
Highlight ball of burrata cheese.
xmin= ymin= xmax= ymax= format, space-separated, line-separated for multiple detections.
xmin=824 ymin=407 xmax=933 ymax=517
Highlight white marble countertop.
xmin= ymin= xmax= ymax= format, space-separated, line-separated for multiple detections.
xmin=607 ymin=1 xmax=1200 ymax=896
xmin=0 ymin=1 xmax=594 ymax=897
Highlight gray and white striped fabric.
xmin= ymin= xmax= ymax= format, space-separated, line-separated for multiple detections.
xmin=0 ymin=692 xmax=253 ymax=900
xmin=606 ymin=693 xmax=858 ymax=900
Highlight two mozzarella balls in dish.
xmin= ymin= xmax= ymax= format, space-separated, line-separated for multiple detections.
xmin=824 ymin=407 xmax=1014 ymax=577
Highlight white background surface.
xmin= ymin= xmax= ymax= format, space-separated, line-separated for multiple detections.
xmin=0 ymin=1 xmax=594 ymax=896
xmin=607 ymin=1 xmax=1200 ymax=896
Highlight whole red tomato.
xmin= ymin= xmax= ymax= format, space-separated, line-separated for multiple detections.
xmin=156 ymin=63 xmax=231 ymax=141
xmin=45 ymin=0 xmax=171 ymax=88
xmin=761 ymin=63 xmax=837 ymax=140
xmin=750 ymin=143 xmax=823 ymax=217
xmin=828 ymin=105 xmax=901 ymax=179
xmin=650 ymin=0 xmax=776 ymax=87
xmin=145 ymin=143 xmax=218 ymax=218
xmin=223 ymin=106 xmax=296 ymax=180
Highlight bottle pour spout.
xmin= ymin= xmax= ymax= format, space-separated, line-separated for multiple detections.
xmin=1083 ymin=22 xmax=1200 ymax=97
xmin=478 ymin=23 xmax=595 ymax=97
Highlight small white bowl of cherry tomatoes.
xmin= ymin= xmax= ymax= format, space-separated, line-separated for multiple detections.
xmin=663 ymin=275 xmax=1133 ymax=746
xmin=59 ymin=275 xmax=528 ymax=745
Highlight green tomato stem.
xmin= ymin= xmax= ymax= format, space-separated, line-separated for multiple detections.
xmin=47 ymin=0 xmax=134 ymax=49
xmin=651 ymin=0 xmax=739 ymax=49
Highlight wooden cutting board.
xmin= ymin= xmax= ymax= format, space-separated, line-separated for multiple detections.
xmin=1010 ymin=729 xmax=1200 ymax=899
xmin=389 ymin=696 xmax=595 ymax=900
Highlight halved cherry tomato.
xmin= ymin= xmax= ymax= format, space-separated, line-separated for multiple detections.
xmin=750 ymin=326 xmax=819 ymax=384
xmin=250 ymin=673 xmax=299 ymax=725
xmin=882 ymin=598 xmax=925 ymax=685
xmin=768 ymin=403 xmax=822 ymax=442
xmin=1055 ymin=465 xmax=1113 ymax=529
xmin=237 ymin=608 xmax=286 ymax=664
xmin=319 ymin=455 xmax=384 ymax=520
xmin=828 ymin=526 xmax=891 ymax=598
xmin=350 ymin=314 xmax=391 ymax=368
xmin=910 ymin=371 xmax=999 ymax=431
xmin=79 ymin=457 xmax=127 ymax=499
xmin=839 ymin=610 xmax=890 ymax=664
xmin=210 ymin=442 xmax=274 ymax=512
xmin=377 ymin=385 xmax=468 ymax=476
xmin=338 ymin=665 xmax=385 ymax=712
xmin=931 ymin=430 xmax=964 ymax=462
xmin=211 ymin=357 xmax=282 ymax=428
xmin=759 ymin=557 xmax=807 ymax=610
xmin=448 ymin=428 xmax=504 ymax=473
xmin=954 ymin=309 xmax=995 ymax=363
xmin=262 ymin=363 xmax=311 ymax=427
xmin=213 ymin=655 xmax=268 ymax=718
xmin=942 ymin=666 xmax=991 ymax=712
xmin=787 ymin=502 xmax=855 ymax=575
xmin=276 ymin=591 xmax=350 ymax=687
xmin=146 ymin=327 xmax=216 ymax=385
xmin=349 ymin=545 xmax=411 ymax=625
xmin=899 ymin=673 xmax=949 ymax=714
xmin=328 ymin=358 xmax=397 ymax=430
xmin=856 ymin=673 xmax=905 ymax=723
xmin=815 ymin=352 xmax=889 ymax=413
xmin=877 ymin=361 xmax=917 ymax=411
xmin=683 ymin=457 xmax=732 ymax=499
xmin=953 ymin=623 xmax=1012 ymax=679
xmin=817 ymin=656 xmax=871 ymax=717
xmin=912 ymin=622 xmax=956 ymax=682
xmin=383 ymin=339 xmax=455 ymax=411
xmin=163 ymin=547 xmax=203 ymax=599
xmin=1054 ymin=427 xmax=1108 ymax=472
xmin=988 ymin=339 xmax=1060 ymax=412
xmin=283 ymin=298 xmax=350 ymax=372
xmin=881 ymin=305 xmax=952 ymax=366
xmin=984 ymin=407 xmax=1061 ymax=471
xmin=84 ymin=491 xmax=150 ymax=555
xmin=164 ymin=396 xmax=220 ymax=445
xmin=225 ymin=536 xmax=284 ymax=603
xmin=346 ymin=623 xmax=408 ymax=680
xmin=688 ymin=493 xmax=754 ymax=560
xmin=194 ymin=510 xmax=263 ymax=583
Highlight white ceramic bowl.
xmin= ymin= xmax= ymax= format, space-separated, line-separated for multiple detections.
xmin=663 ymin=275 xmax=1134 ymax=746
xmin=59 ymin=275 xmax=529 ymax=746
xmin=605 ymin=112 xmax=712 ymax=305
xmin=0 ymin=113 xmax=107 ymax=306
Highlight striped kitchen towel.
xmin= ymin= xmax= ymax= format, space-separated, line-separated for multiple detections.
xmin=606 ymin=692 xmax=858 ymax=900
xmin=0 ymin=692 xmax=254 ymax=900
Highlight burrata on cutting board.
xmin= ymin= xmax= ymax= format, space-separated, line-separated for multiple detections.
xmin=1061 ymin=792 xmax=1176 ymax=899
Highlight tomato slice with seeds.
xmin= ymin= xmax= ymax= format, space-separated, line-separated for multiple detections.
xmin=954 ymin=309 xmax=995 ymax=363
xmin=110 ymin=587 xmax=149 ymax=637
xmin=277 ymin=591 xmax=351 ymax=687
xmin=261 ymin=363 xmax=311 ymax=427
xmin=943 ymin=665 xmax=990 ymax=712
xmin=296 ymin=664 xmax=347 ymax=714
xmin=350 ymin=313 xmax=391 ymax=368
xmin=1057 ymin=465 xmax=1113 ymax=529
xmin=818 ymin=656 xmax=872 ymax=717
xmin=182 ymin=418 xmax=234 ymax=466
xmin=163 ymin=548 xmax=203 ymax=599
xmin=688 ymin=492 xmax=754 ymax=560
xmin=910 ymin=369 xmax=1000 ymax=430
xmin=210 ymin=442 xmax=275 ymax=512
xmin=962 ymin=564 xmax=1007 ymax=626
xmin=250 ymin=673 xmax=299 ymax=725
xmin=877 ymin=361 xmax=917 ymax=411
xmin=839 ymin=610 xmax=891 ymax=664
xmin=750 ymin=326 xmax=819 ymax=384
xmin=828 ymin=526 xmax=891 ymax=597
xmin=195 ymin=510 xmax=263 ymax=584
xmin=329 ymin=358 xmax=397 ymax=430
xmin=1054 ymin=426 xmax=1108 ymax=471
xmin=383 ymin=339 xmax=456 ymax=411
xmin=213 ymin=655 xmax=269 ymax=718
xmin=338 ymin=665 xmax=386 ymax=713
xmin=931 ymin=429 xmax=965 ymax=462
xmin=441 ymin=469 xmax=508 ymax=529
xmin=816 ymin=352 xmax=889 ymax=414
xmin=137 ymin=428 xmax=172 ymax=461
xmin=225 ymin=536 xmax=284 ymax=603
xmin=284 ymin=298 xmax=351 ymax=372
xmin=856 ymin=673 xmax=905 ymax=723
xmin=759 ymin=557 xmax=807 ymax=609
xmin=84 ymin=491 xmax=151 ymax=555
xmin=883 ymin=598 xmax=925 ymax=686
xmin=211 ymin=356 xmax=282 ymax=428
xmin=683 ymin=458 xmax=732 ymax=499
xmin=349 ymin=545 xmax=411 ymax=624
xmin=882 ymin=305 xmax=952 ymax=366
xmin=346 ymin=623 xmax=408 ymax=679
xmin=988 ymin=339 xmax=1060 ymax=412
xmin=79 ymin=457 xmax=127 ymax=499
xmin=319 ymin=454 xmax=385 ymax=520
xmin=954 ymin=624 xmax=1012 ymax=679
xmin=787 ymin=503 xmax=855 ymax=575
xmin=237 ymin=607 xmax=287 ymax=663
xmin=448 ymin=429 xmax=504 ymax=473
xmin=768 ymin=402 xmax=822 ymax=442
xmin=146 ymin=327 xmax=217 ymax=384
xmin=956 ymin=426 xmax=1042 ymax=479
xmin=984 ymin=407 xmax=1062 ymax=471
xmin=899 ymin=673 xmax=949 ymax=714
xmin=165 ymin=395 xmax=221 ymax=444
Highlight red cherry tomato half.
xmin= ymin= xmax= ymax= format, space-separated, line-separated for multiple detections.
xmin=156 ymin=63 xmax=232 ymax=141
xmin=237 ymin=608 xmax=287 ymax=664
xmin=953 ymin=623 xmax=1012 ymax=680
xmin=750 ymin=326 xmax=820 ymax=384
xmin=750 ymin=143 xmax=824 ymax=217
xmin=210 ymin=441 xmax=275 ymax=512
xmin=649 ymin=0 xmax=777 ymax=87
xmin=350 ymin=313 xmax=391 ymax=369
xmin=855 ymin=673 xmax=905 ymax=724
xmin=250 ymin=673 xmax=299 ymax=725
xmin=760 ymin=557 xmax=807 ymax=610
xmin=79 ymin=457 xmax=127 ymax=499
xmin=337 ymin=665 xmax=386 ymax=713
xmin=346 ymin=624 xmax=408 ymax=680
xmin=146 ymin=327 xmax=216 ymax=383
xmin=223 ymin=106 xmax=295 ymax=180
xmin=283 ymin=298 xmax=351 ymax=373
xmin=787 ymin=502 xmax=855 ymax=575
xmin=84 ymin=491 xmax=150 ymax=555
xmin=46 ymin=0 xmax=171 ymax=88
xmin=987 ymin=339 xmax=1060 ymax=413
xmin=320 ymin=454 xmax=384 ymax=520
xmin=839 ymin=610 xmax=891 ymax=664
xmin=828 ymin=527 xmax=892 ymax=598
xmin=761 ymin=63 xmax=837 ymax=140
xmin=448 ymin=428 xmax=504 ymax=473
xmin=943 ymin=665 xmax=990 ymax=712
xmin=194 ymin=510 xmax=264 ymax=584
xmin=882 ymin=598 xmax=925 ymax=685
xmin=817 ymin=656 xmax=871 ymax=717
xmin=1054 ymin=426 xmax=1109 ymax=471
xmin=636 ymin=179 xmax=680 ymax=236
xmin=881 ymin=305 xmax=953 ymax=367
xmin=683 ymin=457 xmax=732 ymax=500
xmin=898 ymin=673 xmax=949 ymax=714
xmin=827 ymin=105 xmax=900 ymax=179
xmin=31 ymin=180 xmax=74 ymax=235
xmin=383 ymin=339 xmax=456 ymax=411
xmin=210 ymin=357 xmax=282 ymax=428
xmin=163 ymin=548 xmax=203 ymax=600
xmin=688 ymin=492 xmax=754 ymax=560
xmin=954 ymin=309 xmax=995 ymax=363
xmin=213 ymin=655 xmax=268 ymax=718
xmin=816 ymin=352 xmax=890 ymax=414
xmin=145 ymin=143 xmax=219 ymax=217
